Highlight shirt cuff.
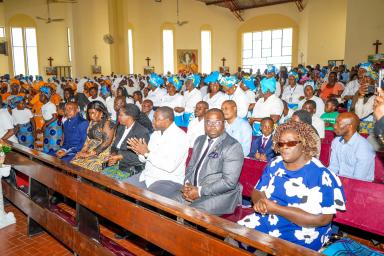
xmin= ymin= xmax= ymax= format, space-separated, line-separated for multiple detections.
xmin=138 ymin=154 xmax=147 ymax=163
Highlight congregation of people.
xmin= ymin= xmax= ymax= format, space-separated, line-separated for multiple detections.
xmin=1 ymin=60 xmax=384 ymax=252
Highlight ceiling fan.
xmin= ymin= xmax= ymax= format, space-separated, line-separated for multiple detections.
xmin=174 ymin=0 xmax=188 ymax=26
xmin=36 ymin=0 xmax=66 ymax=24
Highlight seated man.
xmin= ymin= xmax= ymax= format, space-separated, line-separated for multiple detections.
xmin=172 ymin=108 xmax=244 ymax=215
xmin=186 ymin=101 xmax=208 ymax=148
xmin=302 ymin=100 xmax=325 ymax=139
xmin=126 ymin=106 xmax=189 ymax=198
xmin=56 ymin=102 xmax=89 ymax=161
xmin=222 ymin=100 xmax=252 ymax=156
xmin=142 ymin=99 xmax=155 ymax=122
xmin=248 ymin=117 xmax=276 ymax=161
xmin=329 ymin=112 xmax=375 ymax=181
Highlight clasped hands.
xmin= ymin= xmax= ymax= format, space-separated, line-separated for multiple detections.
xmin=253 ymin=194 xmax=277 ymax=215
xmin=181 ymin=183 xmax=199 ymax=202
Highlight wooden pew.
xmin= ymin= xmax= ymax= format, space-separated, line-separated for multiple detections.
xmin=3 ymin=142 xmax=321 ymax=256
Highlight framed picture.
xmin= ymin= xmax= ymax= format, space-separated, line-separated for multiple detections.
xmin=92 ymin=65 xmax=101 ymax=74
xmin=177 ymin=49 xmax=198 ymax=73
xmin=144 ymin=66 xmax=155 ymax=75
xmin=45 ymin=66 xmax=57 ymax=76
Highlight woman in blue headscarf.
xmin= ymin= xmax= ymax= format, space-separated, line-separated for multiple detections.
xmin=40 ymin=86 xmax=63 ymax=155
xmin=10 ymin=96 xmax=35 ymax=149
xmin=160 ymin=76 xmax=185 ymax=126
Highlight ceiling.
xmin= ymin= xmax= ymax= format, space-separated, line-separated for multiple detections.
xmin=197 ymin=0 xmax=303 ymax=21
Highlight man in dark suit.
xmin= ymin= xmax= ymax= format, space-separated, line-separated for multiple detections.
xmin=172 ymin=108 xmax=244 ymax=215
xmin=107 ymin=104 xmax=150 ymax=176
xmin=248 ymin=117 xmax=276 ymax=161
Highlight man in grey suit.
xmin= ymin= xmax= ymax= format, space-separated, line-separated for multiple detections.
xmin=172 ymin=108 xmax=244 ymax=215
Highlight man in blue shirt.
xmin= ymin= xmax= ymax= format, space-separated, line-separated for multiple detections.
xmin=222 ymin=100 xmax=252 ymax=156
xmin=56 ymin=102 xmax=89 ymax=162
xmin=329 ymin=112 xmax=375 ymax=181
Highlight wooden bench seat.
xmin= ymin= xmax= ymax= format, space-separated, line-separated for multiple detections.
xmin=4 ymin=142 xmax=321 ymax=256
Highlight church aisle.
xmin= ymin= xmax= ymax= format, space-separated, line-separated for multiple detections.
xmin=0 ymin=204 xmax=72 ymax=256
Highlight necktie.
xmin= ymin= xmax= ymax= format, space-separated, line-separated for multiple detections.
xmin=193 ymin=139 xmax=213 ymax=186
xmin=261 ymin=137 xmax=268 ymax=148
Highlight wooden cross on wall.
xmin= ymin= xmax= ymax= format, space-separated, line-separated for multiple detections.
xmin=221 ymin=57 xmax=226 ymax=67
xmin=93 ymin=55 xmax=98 ymax=66
xmin=48 ymin=57 xmax=54 ymax=67
xmin=373 ymin=40 xmax=382 ymax=54
xmin=145 ymin=57 xmax=151 ymax=66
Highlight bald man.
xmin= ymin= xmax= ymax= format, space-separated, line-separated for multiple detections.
xmin=56 ymin=102 xmax=89 ymax=161
xmin=329 ymin=112 xmax=375 ymax=181
xmin=222 ymin=100 xmax=252 ymax=156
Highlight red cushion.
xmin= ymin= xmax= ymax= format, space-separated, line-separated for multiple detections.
xmin=334 ymin=177 xmax=384 ymax=236
xmin=319 ymin=143 xmax=331 ymax=167
xmin=222 ymin=205 xmax=254 ymax=222
xmin=239 ymin=159 xmax=268 ymax=197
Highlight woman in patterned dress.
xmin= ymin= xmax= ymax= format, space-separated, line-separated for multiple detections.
xmin=238 ymin=120 xmax=346 ymax=252
xmin=40 ymin=86 xmax=63 ymax=155
xmin=71 ymin=101 xmax=116 ymax=172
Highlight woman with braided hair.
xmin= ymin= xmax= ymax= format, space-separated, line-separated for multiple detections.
xmin=237 ymin=120 xmax=346 ymax=252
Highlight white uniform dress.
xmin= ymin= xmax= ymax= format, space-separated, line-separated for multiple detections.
xmin=227 ymin=86 xmax=249 ymax=119
xmin=146 ymin=87 xmax=167 ymax=107
xmin=281 ymin=84 xmax=305 ymax=110
xmin=203 ymin=92 xmax=228 ymax=109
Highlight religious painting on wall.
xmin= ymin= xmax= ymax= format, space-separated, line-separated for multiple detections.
xmin=45 ymin=66 xmax=57 ymax=76
xmin=177 ymin=49 xmax=198 ymax=74
xmin=92 ymin=65 xmax=102 ymax=74
xmin=144 ymin=66 xmax=155 ymax=75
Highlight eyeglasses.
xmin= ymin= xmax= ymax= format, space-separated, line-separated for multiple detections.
xmin=205 ymin=120 xmax=223 ymax=126
xmin=277 ymin=141 xmax=301 ymax=148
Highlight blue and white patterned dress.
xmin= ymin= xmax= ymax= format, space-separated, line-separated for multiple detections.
xmin=238 ymin=156 xmax=346 ymax=251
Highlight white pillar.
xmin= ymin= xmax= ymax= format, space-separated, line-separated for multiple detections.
xmin=0 ymin=164 xmax=16 ymax=229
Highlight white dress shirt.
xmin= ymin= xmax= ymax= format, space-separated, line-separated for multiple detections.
xmin=244 ymin=89 xmax=256 ymax=104
xmin=116 ymin=122 xmax=135 ymax=149
xmin=139 ymin=122 xmax=189 ymax=186
xmin=227 ymin=86 xmax=250 ymax=119
xmin=186 ymin=117 xmax=205 ymax=147
xmin=203 ymin=92 xmax=228 ymax=109
xmin=184 ymin=88 xmax=202 ymax=114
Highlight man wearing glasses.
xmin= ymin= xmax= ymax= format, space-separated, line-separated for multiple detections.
xmin=172 ymin=108 xmax=244 ymax=215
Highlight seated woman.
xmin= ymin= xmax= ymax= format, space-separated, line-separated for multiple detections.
xmin=238 ymin=120 xmax=346 ymax=252
xmin=10 ymin=96 xmax=35 ymax=149
xmin=102 ymin=104 xmax=150 ymax=180
xmin=40 ymin=86 xmax=63 ymax=155
xmin=71 ymin=101 xmax=116 ymax=172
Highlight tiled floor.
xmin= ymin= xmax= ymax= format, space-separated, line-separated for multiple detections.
xmin=0 ymin=204 xmax=72 ymax=256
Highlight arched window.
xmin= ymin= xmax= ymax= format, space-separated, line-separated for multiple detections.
xmin=201 ymin=29 xmax=212 ymax=74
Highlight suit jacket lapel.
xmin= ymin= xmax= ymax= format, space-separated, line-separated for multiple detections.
xmin=198 ymin=132 xmax=227 ymax=181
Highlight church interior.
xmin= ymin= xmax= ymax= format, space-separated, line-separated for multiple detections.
xmin=0 ymin=0 xmax=384 ymax=255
